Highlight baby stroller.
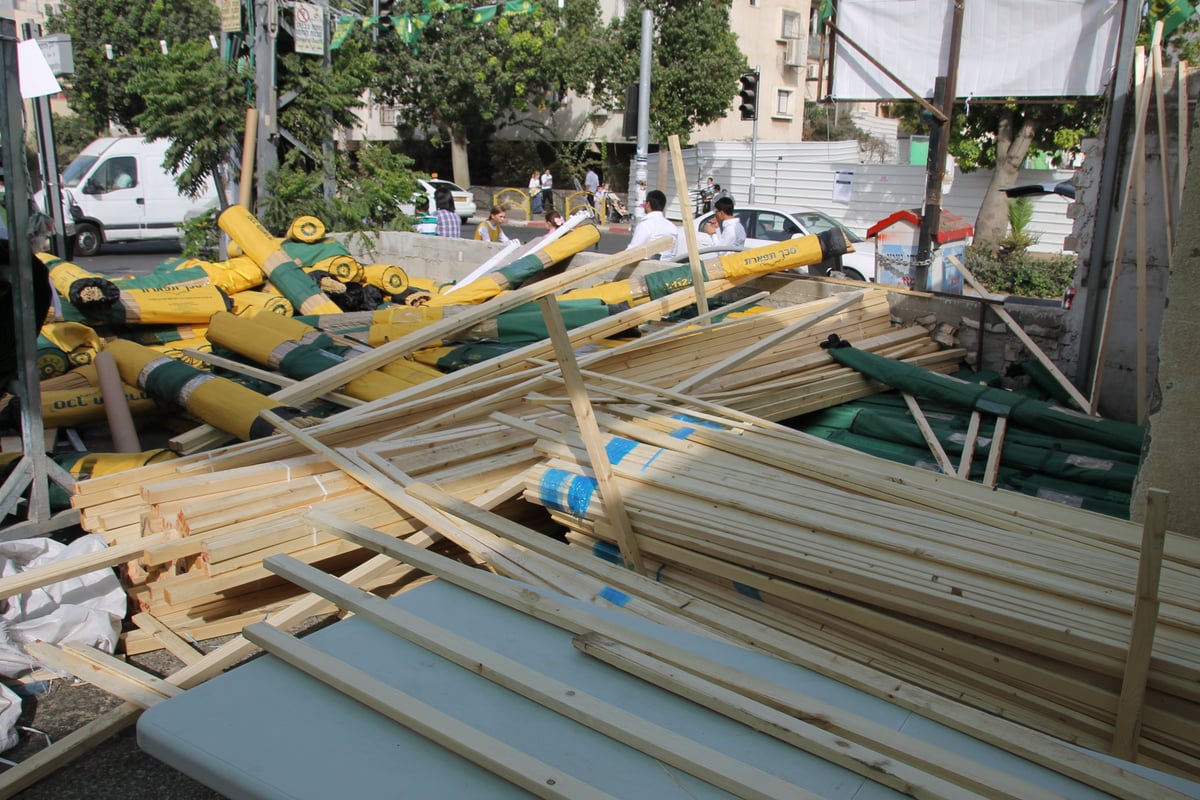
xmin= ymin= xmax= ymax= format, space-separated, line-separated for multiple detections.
xmin=599 ymin=188 xmax=630 ymax=223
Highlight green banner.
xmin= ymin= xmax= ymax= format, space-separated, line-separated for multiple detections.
xmin=472 ymin=5 xmax=498 ymax=24
xmin=331 ymin=16 xmax=357 ymax=50
xmin=1151 ymin=0 xmax=1197 ymax=36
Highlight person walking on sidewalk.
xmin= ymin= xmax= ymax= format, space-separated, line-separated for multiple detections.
xmin=584 ymin=166 xmax=600 ymax=207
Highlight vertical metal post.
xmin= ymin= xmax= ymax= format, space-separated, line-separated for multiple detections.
xmin=748 ymin=64 xmax=760 ymax=204
xmin=633 ymin=9 xmax=652 ymax=223
xmin=21 ymin=22 xmax=68 ymax=259
xmin=915 ymin=0 xmax=964 ymax=291
xmin=254 ymin=0 xmax=279 ymax=204
xmin=0 ymin=17 xmax=57 ymax=533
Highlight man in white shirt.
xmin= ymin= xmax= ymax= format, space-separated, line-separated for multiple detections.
xmin=625 ymin=189 xmax=679 ymax=260
xmin=584 ymin=167 xmax=600 ymax=207
xmin=703 ymin=196 xmax=746 ymax=253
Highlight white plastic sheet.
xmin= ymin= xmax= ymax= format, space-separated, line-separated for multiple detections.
xmin=832 ymin=0 xmax=1123 ymax=100
xmin=0 ymin=534 xmax=126 ymax=678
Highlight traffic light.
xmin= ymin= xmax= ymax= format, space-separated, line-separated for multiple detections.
xmin=738 ymin=71 xmax=759 ymax=121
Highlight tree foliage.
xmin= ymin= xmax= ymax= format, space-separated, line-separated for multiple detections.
xmin=130 ymin=39 xmax=247 ymax=201
xmin=279 ymin=32 xmax=379 ymax=160
xmin=890 ymin=99 xmax=1103 ymax=245
xmin=602 ymin=0 xmax=746 ymax=145
xmin=369 ymin=0 xmax=609 ymax=165
xmin=45 ymin=0 xmax=219 ymax=132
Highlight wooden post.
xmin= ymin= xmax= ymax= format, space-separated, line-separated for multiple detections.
xmin=537 ymin=296 xmax=645 ymax=573
xmin=902 ymin=393 xmax=957 ymax=475
xmin=1135 ymin=50 xmax=1149 ymax=424
xmin=957 ymin=410 xmax=982 ymax=479
xmin=667 ymin=134 xmax=710 ymax=322
xmin=1111 ymin=488 xmax=1168 ymax=760
xmin=982 ymin=416 xmax=1007 ymax=488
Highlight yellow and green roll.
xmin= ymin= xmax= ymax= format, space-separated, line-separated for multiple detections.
xmin=105 ymin=338 xmax=304 ymax=441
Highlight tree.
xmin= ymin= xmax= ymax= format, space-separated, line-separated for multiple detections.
xmin=277 ymin=32 xmax=379 ymax=161
xmin=369 ymin=0 xmax=611 ymax=187
xmin=599 ymin=0 xmax=746 ymax=146
xmin=130 ymin=39 xmax=248 ymax=206
xmin=45 ymin=0 xmax=219 ymax=133
xmin=891 ymin=99 xmax=1102 ymax=246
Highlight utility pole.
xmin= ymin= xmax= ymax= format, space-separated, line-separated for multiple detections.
xmin=633 ymin=9 xmax=652 ymax=223
xmin=22 ymin=22 xmax=70 ymax=259
xmin=914 ymin=0 xmax=964 ymax=291
xmin=254 ymin=0 xmax=279 ymax=205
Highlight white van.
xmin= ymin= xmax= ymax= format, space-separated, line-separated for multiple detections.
xmin=61 ymin=136 xmax=219 ymax=257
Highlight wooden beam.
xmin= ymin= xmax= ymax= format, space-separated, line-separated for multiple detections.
xmin=0 ymin=533 xmax=165 ymax=601
xmin=982 ymin=416 xmax=1007 ymax=489
xmin=23 ymin=641 xmax=180 ymax=709
xmin=241 ymin=623 xmax=621 ymax=800
xmin=948 ymin=253 xmax=1091 ymax=414
xmin=536 ymin=296 xmax=643 ymax=572
xmin=957 ymin=410 xmax=982 ymax=479
xmin=668 ymin=134 xmax=710 ymax=321
xmin=1112 ymin=488 xmax=1169 ymax=759
xmin=130 ymin=612 xmax=206 ymax=666
xmin=902 ymin=392 xmax=958 ymax=475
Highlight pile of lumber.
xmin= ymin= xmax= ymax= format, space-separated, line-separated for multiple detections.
xmin=14 ymin=248 xmax=1192 ymax=792
xmin=64 ymin=282 xmax=962 ymax=647
xmin=517 ymin=407 xmax=1200 ymax=778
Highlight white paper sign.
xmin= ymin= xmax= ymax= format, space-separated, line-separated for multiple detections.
xmin=17 ymin=39 xmax=61 ymax=99
xmin=832 ymin=170 xmax=854 ymax=204
xmin=294 ymin=2 xmax=326 ymax=56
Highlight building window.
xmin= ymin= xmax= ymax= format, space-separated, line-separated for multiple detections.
xmin=749 ymin=0 xmax=760 ymax=7
xmin=774 ymin=89 xmax=794 ymax=120
xmin=781 ymin=9 xmax=804 ymax=40
xmin=380 ymin=106 xmax=398 ymax=126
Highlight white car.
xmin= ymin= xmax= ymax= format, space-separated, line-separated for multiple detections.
xmin=399 ymin=178 xmax=477 ymax=225
xmin=694 ymin=206 xmax=877 ymax=282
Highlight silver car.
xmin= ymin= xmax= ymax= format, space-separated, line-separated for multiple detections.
xmin=694 ymin=205 xmax=876 ymax=281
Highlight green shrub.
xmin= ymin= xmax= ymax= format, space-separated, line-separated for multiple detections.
xmin=966 ymin=243 xmax=1076 ymax=298
xmin=180 ymin=208 xmax=220 ymax=259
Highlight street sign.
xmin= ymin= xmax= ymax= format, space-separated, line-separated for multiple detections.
xmin=294 ymin=2 xmax=326 ymax=55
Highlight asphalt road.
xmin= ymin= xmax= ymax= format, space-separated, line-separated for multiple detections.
xmin=70 ymin=225 xmax=634 ymax=279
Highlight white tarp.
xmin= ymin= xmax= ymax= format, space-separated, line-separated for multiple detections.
xmin=831 ymin=0 xmax=1123 ymax=100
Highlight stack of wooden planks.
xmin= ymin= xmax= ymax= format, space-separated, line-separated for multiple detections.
xmin=515 ymin=406 xmax=1200 ymax=780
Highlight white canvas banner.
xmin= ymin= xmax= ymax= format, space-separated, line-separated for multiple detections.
xmin=832 ymin=0 xmax=1123 ymax=100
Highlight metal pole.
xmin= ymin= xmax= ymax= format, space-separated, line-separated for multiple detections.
xmin=748 ymin=64 xmax=760 ymax=204
xmin=21 ymin=22 xmax=68 ymax=259
xmin=0 ymin=17 xmax=59 ymax=534
xmin=915 ymin=0 xmax=964 ymax=291
xmin=254 ymin=0 xmax=279 ymax=205
xmin=633 ymin=8 xmax=652 ymax=223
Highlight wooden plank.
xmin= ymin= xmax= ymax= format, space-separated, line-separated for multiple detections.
xmin=130 ymin=612 xmax=205 ymax=665
xmin=1088 ymin=31 xmax=1160 ymax=412
xmin=668 ymin=134 xmax=710 ymax=321
xmin=1136 ymin=48 xmax=1150 ymax=424
xmin=0 ymin=702 xmax=141 ymax=798
xmin=536 ymin=296 xmax=644 ymax=572
xmin=1112 ymin=488 xmax=1169 ymax=759
xmin=674 ymin=291 xmax=867 ymax=393
xmin=0 ymin=533 xmax=165 ymax=601
xmin=1179 ymin=62 xmax=1190 ymax=214
xmin=948 ymin=253 xmax=1090 ymax=414
xmin=263 ymin=554 xmax=823 ymax=800
xmin=1151 ymin=35 xmax=1174 ymax=257
xmin=957 ymin=410 xmax=982 ymax=479
xmin=575 ymin=632 xmax=1050 ymax=800
xmin=241 ymin=623 xmax=621 ymax=800
xmin=23 ymin=641 xmax=180 ymax=708
xmin=982 ymin=415 xmax=1008 ymax=489
xmin=902 ymin=392 xmax=958 ymax=475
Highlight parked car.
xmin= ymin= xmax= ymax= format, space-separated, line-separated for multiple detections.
xmin=694 ymin=205 xmax=877 ymax=281
xmin=399 ymin=178 xmax=477 ymax=225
